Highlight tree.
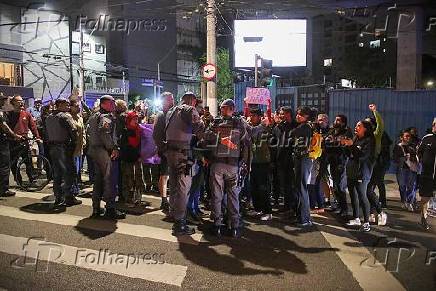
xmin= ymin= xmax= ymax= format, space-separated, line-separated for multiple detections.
xmin=200 ymin=48 xmax=233 ymax=104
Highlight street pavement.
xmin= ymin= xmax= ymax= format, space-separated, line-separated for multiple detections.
xmin=0 ymin=175 xmax=434 ymax=290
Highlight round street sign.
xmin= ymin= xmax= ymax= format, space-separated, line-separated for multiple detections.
xmin=202 ymin=63 xmax=217 ymax=80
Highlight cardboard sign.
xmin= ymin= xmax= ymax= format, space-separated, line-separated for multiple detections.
xmin=245 ymin=87 xmax=271 ymax=105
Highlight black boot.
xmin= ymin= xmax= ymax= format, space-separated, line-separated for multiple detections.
xmin=104 ymin=208 xmax=126 ymax=220
xmin=52 ymin=197 xmax=65 ymax=209
xmin=65 ymin=196 xmax=83 ymax=207
xmin=90 ymin=207 xmax=104 ymax=218
xmin=172 ymin=219 xmax=195 ymax=236
xmin=230 ymin=227 xmax=241 ymax=238
xmin=160 ymin=198 xmax=170 ymax=212
xmin=186 ymin=209 xmax=202 ymax=225
xmin=0 ymin=190 xmax=16 ymax=197
xmin=210 ymin=225 xmax=222 ymax=237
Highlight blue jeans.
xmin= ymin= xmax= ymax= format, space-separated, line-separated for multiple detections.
xmin=330 ymin=160 xmax=348 ymax=213
xmin=295 ymin=157 xmax=313 ymax=224
xmin=396 ymin=168 xmax=417 ymax=204
xmin=187 ymin=163 xmax=203 ymax=214
xmin=71 ymin=156 xmax=83 ymax=195
xmin=308 ymin=181 xmax=325 ymax=209
xmin=49 ymin=145 xmax=74 ymax=200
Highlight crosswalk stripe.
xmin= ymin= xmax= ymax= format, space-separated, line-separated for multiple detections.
xmin=13 ymin=191 xmax=166 ymax=216
xmin=0 ymin=233 xmax=187 ymax=287
xmin=79 ymin=186 xmax=162 ymax=202
xmin=0 ymin=205 xmax=202 ymax=245
xmin=313 ymin=215 xmax=406 ymax=291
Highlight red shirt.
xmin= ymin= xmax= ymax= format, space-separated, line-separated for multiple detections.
xmin=7 ymin=110 xmax=40 ymax=139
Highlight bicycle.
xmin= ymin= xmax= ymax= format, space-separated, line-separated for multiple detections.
xmin=10 ymin=137 xmax=52 ymax=192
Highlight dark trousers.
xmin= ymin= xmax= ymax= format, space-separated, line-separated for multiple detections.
xmin=330 ymin=161 xmax=348 ymax=213
xmin=367 ymin=160 xmax=387 ymax=207
xmin=277 ymin=158 xmax=295 ymax=211
xmin=10 ymin=141 xmax=33 ymax=182
xmin=90 ymin=147 xmax=116 ymax=209
xmin=143 ymin=163 xmax=159 ymax=189
xmin=86 ymin=154 xmax=95 ymax=183
xmin=250 ymin=163 xmax=272 ymax=214
xmin=308 ymin=182 xmax=324 ymax=209
xmin=0 ymin=141 xmax=11 ymax=194
xmin=271 ymin=162 xmax=280 ymax=203
xmin=49 ymin=145 xmax=74 ymax=201
xmin=348 ymin=178 xmax=371 ymax=223
xmin=295 ymin=157 xmax=313 ymax=224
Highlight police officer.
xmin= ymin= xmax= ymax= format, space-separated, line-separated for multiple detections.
xmin=164 ymin=92 xmax=204 ymax=236
xmin=87 ymin=95 xmax=126 ymax=219
xmin=0 ymin=93 xmax=19 ymax=197
xmin=205 ymin=99 xmax=250 ymax=238
xmin=45 ymin=98 xmax=81 ymax=208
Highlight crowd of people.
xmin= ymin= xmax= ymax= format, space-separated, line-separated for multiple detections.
xmin=0 ymin=90 xmax=435 ymax=237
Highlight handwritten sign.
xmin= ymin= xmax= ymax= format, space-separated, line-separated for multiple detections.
xmin=245 ymin=87 xmax=271 ymax=105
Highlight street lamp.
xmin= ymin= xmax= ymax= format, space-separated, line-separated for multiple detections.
xmin=426 ymin=80 xmax=434 ymax=88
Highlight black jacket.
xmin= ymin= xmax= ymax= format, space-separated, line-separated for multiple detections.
xmin=120 ymin=127 xmax=140 ymax=163
xmin=418 ymin=133 xmax=436 ymax=180
xmin=393 ymin=142 xmax=418 ymax=170
xmin=346 ymin=135 xmax=376 ymax=181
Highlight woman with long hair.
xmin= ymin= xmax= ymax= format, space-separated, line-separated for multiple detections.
xmin=342 ymin=120 xmax=379 ymax=232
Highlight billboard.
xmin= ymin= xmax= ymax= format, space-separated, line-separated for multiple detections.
xmin=234 ymin=19 xmax=307 ymax=67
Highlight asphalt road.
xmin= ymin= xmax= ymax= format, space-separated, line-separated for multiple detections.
xmin=0 ymin=175 xmax=434 ymax=290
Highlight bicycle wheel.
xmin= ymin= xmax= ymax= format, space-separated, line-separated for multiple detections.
xmin=16 ymin=154 xmax=52 ymax=192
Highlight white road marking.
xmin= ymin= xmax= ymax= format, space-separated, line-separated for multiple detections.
xmin=0 ymin=206 xmax=202 ymax=245
xmin=0 ymin=233 xmax=187 ymax=287
xmin=313 ymin=215 xmax=406 ymax=291
xmin=13 ymin=191 xmax=165 ymax=216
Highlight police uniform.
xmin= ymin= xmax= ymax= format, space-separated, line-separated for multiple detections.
xmin=45 ymin=102 xmax=79 ymax=206
xmin=164 ymin=94 xmax=204 ymax=235
xmin=0 ymin=102 xmax=14 ymax=197
xmin=205 ymin=99 xmax=250 ymax=237
xmin=87 ymin=95 xmax=124 ymax=219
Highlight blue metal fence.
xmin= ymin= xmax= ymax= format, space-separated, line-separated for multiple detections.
xmin=234 ymin=81 xmax=254 ymax=113
xmin=329 ymin=88 xmax=436 ymax=142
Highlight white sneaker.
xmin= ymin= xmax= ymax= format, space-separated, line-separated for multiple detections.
xmin=407 ymin=203 xmax=415 ymax=212
xmin=369 ymin=214 xmax=376 ymax=223
xmin=402 ymin=203 xmax=408 ymax=210
xmin=347 ymin=218 xmax=361 ymax=226
xmin=377 ymin=212 xmax=387 ymax=226
xmin=260 ymin=214 xmax=273 ymax=221
xmin=361 ymin=222 xmax=371 ymax=232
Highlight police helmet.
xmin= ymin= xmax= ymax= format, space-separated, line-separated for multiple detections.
xmin=220 ymin=99 xmax=235 ymax=108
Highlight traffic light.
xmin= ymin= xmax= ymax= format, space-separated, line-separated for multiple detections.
xmin=260 ymin=59 xmax=272 ymax=87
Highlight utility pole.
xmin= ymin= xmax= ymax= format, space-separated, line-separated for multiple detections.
xmin=122 ymin=70 xmax=127 ymax=102
xmin=157 ymin=63 xmax=161 ymax=98
xmin=78 ymin=20 xmax=85 ymax=99
xmin=254 ymin=54 xmax=260 ymax=87
xmin=206 ymin=0 xmax=217 ymax=116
